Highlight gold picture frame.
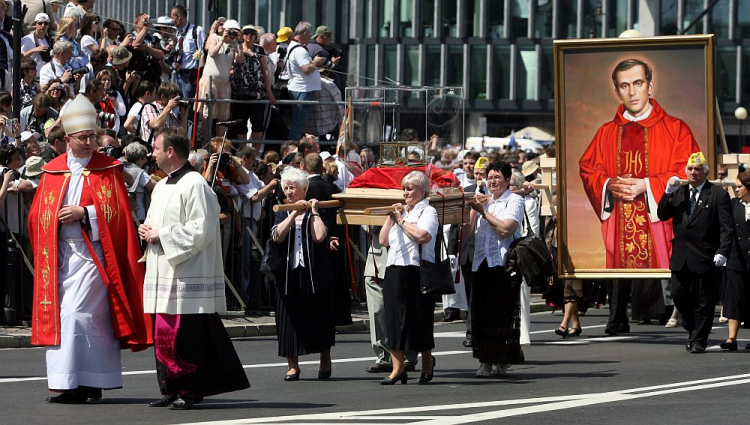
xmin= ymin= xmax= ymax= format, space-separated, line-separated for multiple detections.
xmin=554 ymin=35 xmax=715 ymax=279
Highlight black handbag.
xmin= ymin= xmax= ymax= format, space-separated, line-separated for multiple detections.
xmin=419 ymin=228 xmax=456 ymax=296
xmin=260 ymin=239 xmax=285 ymax=280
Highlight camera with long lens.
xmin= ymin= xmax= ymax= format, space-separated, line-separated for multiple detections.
xmin=277 ymin=46 xmax=288 ymax=61
xmin=70 ymin=66 xmax=89 ymax=76
xmin=329 ymin=47 xmax=343 ymax=58
xmin=101 ymin=145 xmax=123 ymax=158
xmin=97 ymin=111 xmax=116 ymax=122
xmin=105 ymin=88 xmax=117 ymax=97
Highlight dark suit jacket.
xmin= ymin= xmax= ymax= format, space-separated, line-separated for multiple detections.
xmin=305 ymin=175 xmax=341 ymax=231
xmin=726 ymin=197 xmax=750 ymax=272
xmin=657 ymin=182 xmax=733 ymax=274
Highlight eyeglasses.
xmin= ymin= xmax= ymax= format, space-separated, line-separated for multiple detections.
xmin=71 ymin=133 xmax=98 ymax=143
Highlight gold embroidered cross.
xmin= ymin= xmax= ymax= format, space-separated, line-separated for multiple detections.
xmin=39 ymin=294 xmax=52 ymax=312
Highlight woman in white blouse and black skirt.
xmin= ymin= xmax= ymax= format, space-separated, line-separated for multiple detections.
xmin=271 ymin=167 xmax=335 ymax=382
xmin=379 ymin=171 xmax=439 ymax=385
xmin=464 ymin=161 xmax=525 ymax=377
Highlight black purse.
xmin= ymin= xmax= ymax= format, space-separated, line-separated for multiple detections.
xmin=419 ymin=227 xmax=456 ymax=296
xmin=260 ymin=239 xmax=285 ymax=280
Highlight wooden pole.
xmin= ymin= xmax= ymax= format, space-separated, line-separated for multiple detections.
xmin=272 ymin=200 xmax=343 ymax=212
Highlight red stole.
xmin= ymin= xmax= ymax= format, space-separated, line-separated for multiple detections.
xmin=615 ymin=123 xmax=655 ymax=268
xmin=29 ymin=152 xmax=152 ymax=351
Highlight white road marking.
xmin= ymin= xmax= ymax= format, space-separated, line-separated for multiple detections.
xmin=174 ymin=374 xmax=750 ymax=425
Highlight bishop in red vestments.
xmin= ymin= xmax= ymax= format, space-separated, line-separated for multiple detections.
xmin=29 ymin=95 xmax=152 ymax=404
xmin=579 ymin=59 xmax=700 ymax=269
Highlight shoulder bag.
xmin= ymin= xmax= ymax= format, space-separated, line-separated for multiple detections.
xmin=418 ymin=224 xmax=456 ymax=296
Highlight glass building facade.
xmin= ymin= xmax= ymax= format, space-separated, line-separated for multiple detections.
xmin=101 ymin=0 xmax=749 ymax=146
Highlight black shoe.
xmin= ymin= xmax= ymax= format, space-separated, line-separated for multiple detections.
xmin=380 ymin=371 xmax=408 ymax=385
xmin=78 ymin=386 xmax=102 ymax=403
xmin=366 ymin=363 xmax=393 ymax=373
xmin=169 ymin=396 xmax=202 ymax=410
xmin=719 ymin=338 xmax=738 ymax=351
xmin=567 ymin=327 xmax=582 ymax=337
xmin=443 ymin=313 xmax=460 ymax=322
xmin=419 ymin=356 xmax=436 ymax=384
xmin=318 ymin=369 xmax=332 ymax=380
xmin=690 ymin=344 xmax=706 ymax=354
xmin=149 ymin=393 xmax=178 ymax=407
xmin=746 ymin=342 xmax=750 ymax=350
xmin=555 ymin=326 xmax=568 ymax=338
xmin=462 ymin=338 xmax=473 ymax=347
xmin=617 ymin=324 xmax=630 ymax=334
xmin=284 ymin=371 xmax=300 ymax=381
xmin=685 ymin=341 xmax=693 ymax=352
xmin=46 ymin=392 xmax=87 ymax=404
xmin=638 ymin=318 xmax=651 ymax=325
xmin=404 ymin=362 xmax=417 ymax=372
xmin=604 ymin=326 xmax=618 ymax=336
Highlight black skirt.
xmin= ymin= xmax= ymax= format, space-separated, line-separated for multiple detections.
xmin=724 ymin=269 xmax=749 ymax=320
xmin=383 ymin=265 xmax=435 ymax=353
xmin=276 ymin=265 xmax=336 ymax=357
xmin=471 ymin=260 xmax=521 ymax=365
xmin=155 ymin=313 xmax=250 ymax=398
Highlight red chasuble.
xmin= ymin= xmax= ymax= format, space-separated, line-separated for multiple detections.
xmin=579 ymin=99 xmax=700 ymax=269
xmin=28 ymin=151 xmax=153 ymax=351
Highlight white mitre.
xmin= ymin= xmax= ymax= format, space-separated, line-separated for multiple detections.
xmin=61 ymin=94 xmax=97 ymax=135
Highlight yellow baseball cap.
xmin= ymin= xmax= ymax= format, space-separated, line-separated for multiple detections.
xmin=687 ymin=152 xmax=706 ymax=166
xmin=474 ymin=157 xmax=489 ymax=170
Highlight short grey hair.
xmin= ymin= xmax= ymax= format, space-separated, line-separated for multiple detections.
xmin=52 ymin=40 xmax=72 ymax=57
xmin=401 ymin=170 xmax=430 ymax=194
xmin=280 ymin=166 xmax=309 ymax=191
xmin=259 ymin=32 xmax=276 ymax=48
xmin=188 ymin=150 xmax=205 ymax=173
xmin=123 ymin=142 xmax=148 ymax=162
xmin=509 ymin=171 xmax=525 ymax=190
xmin=293 ymin=21 xmax=312 ymax=37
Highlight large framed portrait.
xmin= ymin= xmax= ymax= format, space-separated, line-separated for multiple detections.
xmin=554 ymin=35 xmax=715 ymax=279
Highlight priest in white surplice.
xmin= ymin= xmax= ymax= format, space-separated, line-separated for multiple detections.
xmin=139 ymin=128 xmax=249 ymax=410
xmin=29 ymin=95 xmax=152 ymax=404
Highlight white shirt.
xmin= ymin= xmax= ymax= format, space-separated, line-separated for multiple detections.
xmin=39 ymin=59 xmax=74 ymax=93
xmin=386 ymin=199 xmax=439 ymax=267
xmin=21 ymin=33 xmax=50 ymax=73
xmin=80 ymin=35 xmax=97 ymax=59
xmin=285 ymin=40 xmax=321 ymax=93
xmin=177 ymin=22 xmax=206 ymax=71
xmin=472 ymin=190 xmax=524 ymax=271
xmin=292 ymin=216 xmax=305 ymax=268
xmin=235 ymin=166 xmax=265 ymax=220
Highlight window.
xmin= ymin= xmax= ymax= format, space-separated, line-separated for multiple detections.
xmin=539 ymin=45 xmax=554 ymax=99
xmin=682 ymin=0 xmax=705 ymax=34
xmin=447 ymin=44 xmax=464 ymax=86
xmin=738 ymin=0 xmax=750 ymax=38
xmin=606 ymin=0 xmax=629 ymax=37
xmin=366 ymin=45 xmax=377 ymax=86
xmin=493 ymin=45 xmax=512 ymax=99
xmin=517 ymin=46 xmax=538 ymax=100
xmin=742 ymin=46 xmax=750 ymax=103
xmin=470 ymin=45 xmax=488 ymax=99
xmin=558 ymin=1 xmax=578 ymax=39
xmin=466 ymin=0 xmax=482 ymax=37
xmin=404 ymin=45 xmax=421 ymax=86
xmin=442 ymin=0 xmax=457 ymax=37
xmin=400 ymin=0 xmax=414 ymax=37
xmin=489 ymin=0 xmax=505 ymax=38
xmin=709 ymin=0 xmax=729 ymax=38
xmin=384 ymin=45 xmax=399 ymax=84
xmin=716 ymin=46 xmax=737 ymax=102
xmin=421 ymin=0 xmax=436 ymax=37
xmin=379 ymin=0 xmax=393 ymax=37
xmin=534 ymin=0 xmax=553 ymax=38
xmin=425 ymin=45 xmax=442 ymax=86
xmin=582 ymin=0 xmax=604 ymax=38
xmin=511 ymin=0 xmax=529 ymax=37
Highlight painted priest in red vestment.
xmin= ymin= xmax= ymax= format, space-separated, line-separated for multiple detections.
xmin=29 ymin=95 xmax=152 ymax=404
xmin=579 ymin=59 xmax=700 ymax=269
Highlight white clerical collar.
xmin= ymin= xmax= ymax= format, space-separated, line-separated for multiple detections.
xmin=67 ymin=151 xmax=92 ymax=175
xmin=623 ymin=102 xmax=653 ymax=122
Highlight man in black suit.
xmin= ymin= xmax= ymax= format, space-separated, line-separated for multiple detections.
xmin=657 ymin=152 xmax=733 ymax=353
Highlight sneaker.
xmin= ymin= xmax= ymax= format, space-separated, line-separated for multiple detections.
xmin=475 ymin=363 xmax=492 ymax=377
xmin=665 ymin=318 xmax=678 ymax=328
xmin=493 ymin=364 xmax=509 ymax=375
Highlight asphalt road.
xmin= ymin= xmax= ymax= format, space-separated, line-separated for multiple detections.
xmin=1 ymin=308 xmax=748 ymax=425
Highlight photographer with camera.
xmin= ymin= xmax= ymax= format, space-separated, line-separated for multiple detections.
xmin=0 ymin=114 xmax=20 ymax=146
xmin=20 ymin=94 xmax=58 ymax=143
xmin=307 ymin=25 xmax=342 ymax=88
xmin=127 ymin=14 xmax=166 ymax=85
xmin=140 ymin=81 xmax=182 ymax=144
xmin=198 ymin=19 xmax=243 ymax=135
xmin=124 ymin=80 xmax=157 ymax=138
xmin=21 ymin=13 xmax=53 ymax=74
xmin=39 ymin=40 xmax=86 ymax=94
xmin=96 ymin=69 xmax=127 ymax=133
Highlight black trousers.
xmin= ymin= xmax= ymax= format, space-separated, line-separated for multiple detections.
xmin=606 ymin=280 xmax=631 ymax=331
xmin=671 ymin=267 xmax=720 ymax=347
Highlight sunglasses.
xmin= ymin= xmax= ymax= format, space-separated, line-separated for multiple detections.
xmin=93 ymin=21 xmax=99 ymax=25
xmin=243 ymin=30 xmax=257 ymax=36
xmin=36 ymin=22 xmax=49 ymax=26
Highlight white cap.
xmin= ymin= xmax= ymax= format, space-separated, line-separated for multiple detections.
xmin=21 ymin=131 xmax=40 ymax=142
xmin=223 ymin=19 xmax=241 ymax=31
xmin=320 ymin=151 xmax=332 ymax=161
xmin=34 ymin=13 xmax=50 ymax=23
xmin=61 ymin=95 xmax=97 ymax=135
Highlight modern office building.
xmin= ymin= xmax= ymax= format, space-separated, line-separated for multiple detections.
xmin=100 ymin=1 xmax=749 ymax=149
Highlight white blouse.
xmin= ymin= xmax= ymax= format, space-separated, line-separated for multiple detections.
xmin=472 ymin=190 xmax=524 ymax=271
xmin=386 ymin=199 xmax=439 ymax=267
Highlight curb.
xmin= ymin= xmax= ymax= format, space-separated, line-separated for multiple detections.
xmin=0 ymin=303 xmax=553 ymax=348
